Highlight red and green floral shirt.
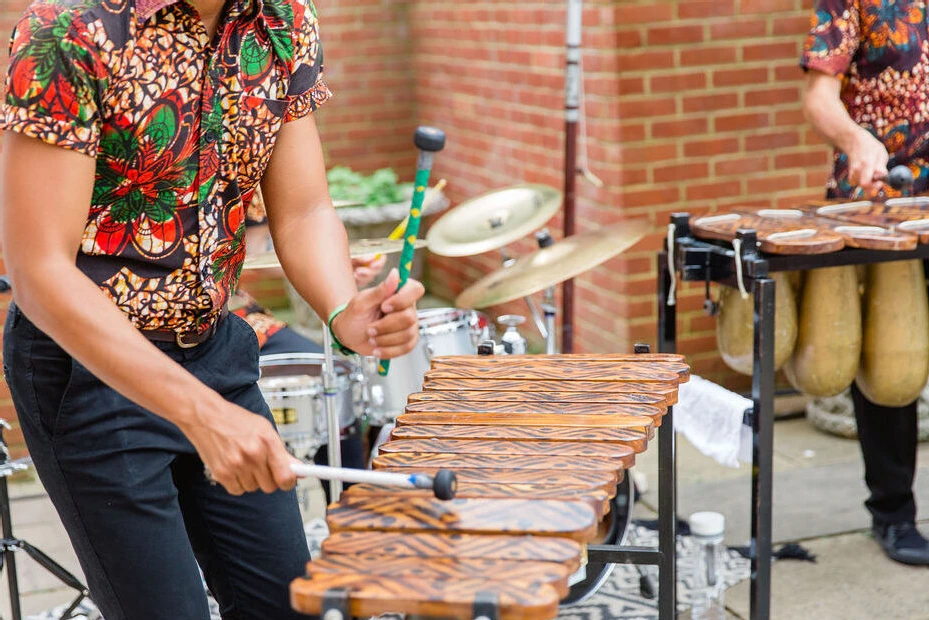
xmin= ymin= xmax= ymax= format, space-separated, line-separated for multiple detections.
xmin=801 ymin=0 xmax=929 ymax=198
xmin=0 ymin=0 xmax=330 ymax=333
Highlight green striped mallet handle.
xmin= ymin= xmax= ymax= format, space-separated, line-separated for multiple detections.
xmin=378 ymin=126 xmax=446 ymax=376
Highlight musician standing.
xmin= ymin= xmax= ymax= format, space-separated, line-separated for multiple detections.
xmin=801 ymin=0 xmax=929 ymax=565
xmin=0 ymin=0 xmax=424 ymax=618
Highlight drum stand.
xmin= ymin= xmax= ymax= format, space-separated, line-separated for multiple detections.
xmin=321 ymin=329 xmax=344 ymax=501
xmin=0 ymin=421 xmax=90 ymax=620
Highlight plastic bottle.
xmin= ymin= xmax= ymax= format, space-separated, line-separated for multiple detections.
xmin=688 ymin=511 xmax=727 ymax=620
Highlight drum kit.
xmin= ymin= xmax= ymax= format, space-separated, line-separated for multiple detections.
xmin=245 ymin=183 xmax=651 ymax=472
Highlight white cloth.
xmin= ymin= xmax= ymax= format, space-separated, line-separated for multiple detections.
xmin=675 ymin=374 xmax=753 ymax=468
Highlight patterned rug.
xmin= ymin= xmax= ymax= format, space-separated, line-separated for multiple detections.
xmin=30 ymin=521 xmax=749 ymax=620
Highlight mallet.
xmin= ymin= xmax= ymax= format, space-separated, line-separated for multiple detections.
xmin=852 ymin=164 xmax=914 ymax=198
xmin=378 ymin=126 xmax=447 ymax=376
xmin=290 ymin=463 xmax=457 ymax=500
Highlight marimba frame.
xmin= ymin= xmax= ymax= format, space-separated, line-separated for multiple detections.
xmin=663 ymin=213 xmax=929 ymax=620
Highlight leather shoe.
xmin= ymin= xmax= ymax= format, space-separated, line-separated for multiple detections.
xmin=872 ymin=522 xmax=929 ymax=566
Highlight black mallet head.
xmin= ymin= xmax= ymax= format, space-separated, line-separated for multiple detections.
xmin=886 ymin=165 xmax=914 ymax=191
xmin=414 ymin=126 xmax=446 ymax=153
xmin=432 ymin=469 xmax=457 ymax=500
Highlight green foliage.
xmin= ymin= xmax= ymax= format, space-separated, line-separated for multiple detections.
xmin=327 ymin=166 xmax=412 ymax=207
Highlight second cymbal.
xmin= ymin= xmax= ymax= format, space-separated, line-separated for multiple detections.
xmin=455 ymin=221 xmax=651 ymax=309
xmin=243 ymin=238 xmax=428 ymax=271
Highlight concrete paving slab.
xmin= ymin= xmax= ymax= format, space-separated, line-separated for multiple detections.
xmin=726 ymin=530 xmax=929 ymax=620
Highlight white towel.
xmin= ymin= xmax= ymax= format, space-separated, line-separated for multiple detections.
xmin=675 ymin=374 xmax=753 ymax=468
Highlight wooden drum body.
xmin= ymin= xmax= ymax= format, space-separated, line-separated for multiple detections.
xmin=290 ymin=353 xmax=688 ymax=620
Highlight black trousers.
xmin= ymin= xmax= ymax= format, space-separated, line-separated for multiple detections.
xmin=851 ymin=382 xmax=919 ymax=525
xmin=3 ymin=304 xmax=314 ymax=620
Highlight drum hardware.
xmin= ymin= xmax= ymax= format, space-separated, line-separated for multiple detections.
xmin=497 ymin=315 xmax=528 ymax=355
xmin=321 ymin=327 xmax=344 ymax=500
xmin=0 ymin=420 xmax=90 ymax=620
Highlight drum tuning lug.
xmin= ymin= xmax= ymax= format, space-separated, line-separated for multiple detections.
xmin=477 ymin=340 xmax=496 ymax=356
xmin=497 ymin=315 xmax=528 ymax=355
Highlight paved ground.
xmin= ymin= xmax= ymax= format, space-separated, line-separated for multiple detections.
xmin=3 ymin=416 xmax=928 ymax=619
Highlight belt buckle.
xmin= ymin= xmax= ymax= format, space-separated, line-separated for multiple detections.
xmin=175 ymin=331 xmax=200 ymax=349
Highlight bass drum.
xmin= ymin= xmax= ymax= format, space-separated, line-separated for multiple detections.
xmin=561 ymin=474 xmax=634 ymax=605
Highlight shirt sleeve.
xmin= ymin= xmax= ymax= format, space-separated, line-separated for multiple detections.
xmin=284 ymin=0 xmax=332 ymax=123
xmin=0 ymin=4 xmax=107 ymax=156
xmin=799 ymin=0 xmax=861 ymax=77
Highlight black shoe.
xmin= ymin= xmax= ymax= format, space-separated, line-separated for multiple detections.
xmin=872 ymin=522 xmax=929 ymax=566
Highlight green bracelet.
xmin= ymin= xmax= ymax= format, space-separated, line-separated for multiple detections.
xmin=327 ymin=302 xmax=355 ymax=356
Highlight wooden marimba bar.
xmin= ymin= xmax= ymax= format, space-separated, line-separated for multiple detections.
xmin=290 ymin=350 xmax=685 ymax=620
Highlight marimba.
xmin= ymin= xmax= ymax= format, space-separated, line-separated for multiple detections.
xmin=664 ymin=196 xmax=929 ymax=620
xmin=290 ymin=352 xmax=687 ymax=620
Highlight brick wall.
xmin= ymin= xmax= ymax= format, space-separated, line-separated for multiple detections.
xmin=412 ymin=0 xmax=834 ymax=386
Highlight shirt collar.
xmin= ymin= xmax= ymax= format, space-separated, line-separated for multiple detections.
xmin=136 ymin=0 xmax=264 ymax=23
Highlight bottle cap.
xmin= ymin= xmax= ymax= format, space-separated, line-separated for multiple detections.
xmin=688 ymin=511 xmax=725 ymax=537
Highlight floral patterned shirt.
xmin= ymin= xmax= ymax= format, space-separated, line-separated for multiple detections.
xmin=801 ymin=0 xmax=929 ymax=197
xmin=0 ymin=0 xmax=330 ymax=333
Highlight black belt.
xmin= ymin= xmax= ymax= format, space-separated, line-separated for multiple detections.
xmin=141 ymin=308 xmax=228 ymax=348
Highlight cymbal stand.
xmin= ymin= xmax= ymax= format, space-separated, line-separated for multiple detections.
xmin=535 ymin=230 xmax=558 ymax=354
xmin=498 ymin=248 xmax=550 ymax=342
xmin=321 ymin=328 xmax=343 ymax=501
xmin=0 ymin=421 xmax=89 ymax=620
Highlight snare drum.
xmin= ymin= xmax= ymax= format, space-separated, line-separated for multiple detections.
xmin=258 ymin=353 xmax=365 ymax=459
xmin=365 ymin=308 xmax=492 ymax=425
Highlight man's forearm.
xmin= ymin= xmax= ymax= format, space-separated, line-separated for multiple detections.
xmin=9 ymin=261 xmax=225 ymax=431
xmin=268 ymin=204 xmax=357 ymax=321
xmin=805 ymin=94 xmax=864 ymax=153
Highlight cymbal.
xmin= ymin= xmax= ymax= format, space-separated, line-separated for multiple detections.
xmin=242 ymin=238 xmax=428 ymax=271
xmin=426 ymin=184 xmax=561 ymax=257
xmin=455 ymin=221 xmax=651 ymax=309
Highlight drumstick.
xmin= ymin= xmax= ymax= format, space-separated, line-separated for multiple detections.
xmin=371 ymin=179 xmax=448 ymax=262
xmin=378 ymin=127 xmax=446 ymax=377
xmin=290 ymin=463 xmax=457 ymax=500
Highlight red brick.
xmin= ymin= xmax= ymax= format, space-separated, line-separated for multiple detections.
xmin=715 ymin=112 xmax=770 ymax=132
xmin=744 ymin=86 xmax=802 ymax=107
xmin=654 ymin=162 xmax=709 ymax=184
xmin=713 ymin=67 xmax=770 ymax=88
xmin=683 ymin=137 xmax=740 ymax=158
xmin=774 ymin=150 xmax=831 ymax=169
xmin=616 ymin=29 xmax=645 ymax=48
xmin=616 ymin=3 xmax=675 ymax=24
xmin=775 ymin=108 xmax=806 ymax=126
xmin=715 ymin=155 xmax=770 ymax=176
xmin=773 ymin=15 xmax=813 ymax=36
xmin=647 ymin=24 xmax=705 ymax=46
xmin=619 ymin=77 xmax=646 ymax=95
xmin=741 ymin=0 xmax=800 ymax=13
xmin=652 ymin=117 xmax=709 ymax=139
xmin=751 ymin=173 xmax=804 ymax=193
xmin=686 ymin=180 xmax=743 ymax=201
xmin=678 ymin=0 xmax=736 ymax=19
xmin=619 ymin=98 xmax=678 ymax=119
xmin=650 ymin=72 xmax=707 ymax=93
xmin=745 ymin=130 xmax=802 ymax=151
xmin=620 ymin=50 xmax=677 ymax=72
xmin=621 ymin=187 xmax=682 ymax=209
xmin=743 ymin=41 xmax=800 ymax=62
xmin=680 ymin=46 xmax=739 ymax=67
xmin=709 ymin=19 xmax=767 ymax=40
xmin=682 ymin=92 xmax=739 ymax=113
xmin=635 ymin=143 xmax=681 ymax=163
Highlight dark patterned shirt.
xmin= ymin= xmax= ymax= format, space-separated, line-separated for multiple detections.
xmin=801 ymin=0 xmax=929 ymax=197
xmin=0 ymin=0 xmax=330 ymax=333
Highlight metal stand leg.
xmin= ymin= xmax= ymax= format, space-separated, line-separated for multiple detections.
xmin=321 ymin=328 xmax=343 ymax=501
xmin=656 ymin=250 xmax=678 ymax=619
xmin=750 ymin=277 xmax=775 ymax=620
xmin=1 ymin=475 xmax=22 ymax=620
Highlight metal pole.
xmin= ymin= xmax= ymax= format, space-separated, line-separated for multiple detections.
xmin=750 ymin=277 xmax=775 ymax=620
xmin=321 ymin=327 xmax=343 ymax=501
xmin=543 ymin=288 xmax=557 ymax=354
xmin=561 ymin=0 xmax=582 ymax=353
xmin=0 ymin=472 xmax=22 ymax=620
xmin=657 ymin=249 xmax=678 ymax=619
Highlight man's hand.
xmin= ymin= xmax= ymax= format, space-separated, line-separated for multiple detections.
xmin=845 ymin=128 xmax=890 ymax=195
xmin=352 ymin=255 xmax=388 ymax=288
xmin=181 ymin=397 xmax=297 ymax=495
xmin=332 ymin=268 xmax=424 ymax=359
